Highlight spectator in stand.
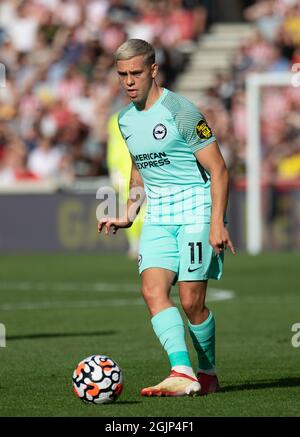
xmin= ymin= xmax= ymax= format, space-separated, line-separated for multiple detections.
xmin=244 ymin=0 xmax=283 ymax=42
xmin=6 ymin=1 xmax=40 ymax=53
xmin=0 ymin=138 xmax=37 ymax=183
xmin=27 ymin=135 xmax=73 ymax=181
xmin=281 ymin=1 xmax=300 ymax=47
xmin=278 ymin=146 xmax=300 ymax=179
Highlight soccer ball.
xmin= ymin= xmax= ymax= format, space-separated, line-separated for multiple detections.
xmin=72 ymin=355 xmax=123 ymax=404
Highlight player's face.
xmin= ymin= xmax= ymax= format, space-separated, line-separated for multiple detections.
xmin=116 ymin=55 xmax=158 ymax=106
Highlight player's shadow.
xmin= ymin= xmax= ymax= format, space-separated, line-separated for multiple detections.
xmin=7 ymin=331 xmax=116 ymax=341
xmin=220 ymin=377 xmax=300 ymax=393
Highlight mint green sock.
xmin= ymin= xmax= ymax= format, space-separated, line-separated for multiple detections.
xmin=188 ymin=311 xmax=215 ymax=372
xmin=151 ymin=306 xmax=192 ymax=368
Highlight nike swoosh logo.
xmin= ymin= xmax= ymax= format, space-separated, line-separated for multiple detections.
xmin=125 ymin=134 xmax=132 ymax=141
xmin=188 ymin=266 xmax=201 ymax=272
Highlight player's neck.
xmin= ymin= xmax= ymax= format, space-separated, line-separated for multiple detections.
xmin=137 ymin=83 xmax=164 ymax=111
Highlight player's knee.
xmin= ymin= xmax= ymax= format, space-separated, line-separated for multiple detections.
xmin=180 ymin=293 xmax=205 ymax=315
xmin=141 ymin=283 xmax=167 ymax=309
xmin=141 ymin=283 xmax=159 ymax=302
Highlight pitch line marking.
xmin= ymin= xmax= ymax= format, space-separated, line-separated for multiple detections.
xmin=0 ymin=285 xmax=235 ymax=311
xmin=0 ymin=281 xmax=234 ymax=295
xmin=0 ymin=282 xmax=138 ymax=292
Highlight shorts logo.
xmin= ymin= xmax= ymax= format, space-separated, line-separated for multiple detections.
xmin=196 ymin=120 xmax=212 ymax=140
xmin=153 ymin=123 xmax=167 ymax=140
xmin=138 ymin=254 xmax=142 ymax=267
xmin=188 ymin=266 xmax=201 ymax=272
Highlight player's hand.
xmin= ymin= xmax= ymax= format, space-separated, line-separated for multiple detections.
xmin=209 ymin=224 xmax=236 ymax=255
xmin=97 ymin=218 xmax=132 ymax=235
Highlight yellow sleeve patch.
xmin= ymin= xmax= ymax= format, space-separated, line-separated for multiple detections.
xmin=196 ymin=120 xmax=212 ymax=140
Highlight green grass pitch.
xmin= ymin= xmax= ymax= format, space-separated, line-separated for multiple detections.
xmin=0 ymin=252 xmax=299 ymax=417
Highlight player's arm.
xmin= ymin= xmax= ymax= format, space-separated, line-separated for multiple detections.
xmin=194 ymin=141 xmax=235 ymax=255
xmin=98 ymin=156 xmax=145 ymax=235
xmin=126 ymin=155 xmax=145 ymax=224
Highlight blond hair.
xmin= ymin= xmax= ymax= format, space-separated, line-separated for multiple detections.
xmin=114 ymin=39 xmax=155 ymax=66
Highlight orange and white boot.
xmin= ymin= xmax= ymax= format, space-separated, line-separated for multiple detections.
xmin=141 ymin=370 xmax=201 ymax=397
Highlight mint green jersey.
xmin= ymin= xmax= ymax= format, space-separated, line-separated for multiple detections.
xmin=118 ymin=88 xmax=216 ymax=224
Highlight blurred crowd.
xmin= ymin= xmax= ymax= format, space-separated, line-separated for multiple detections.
xmin=200 ymin=0 xmax=300 ymax=181
xmin=0 ymin=0 xmax=207 ymax=184
xmin=0 ymin=0 xmax=299 ymax=185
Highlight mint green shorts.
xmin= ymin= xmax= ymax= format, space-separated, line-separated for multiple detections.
xmin=138 ymin=223 xmax=223 ymax=282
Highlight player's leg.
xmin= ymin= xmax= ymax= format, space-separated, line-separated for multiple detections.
xmin=140 ymin=268 xmax=200 ymax=396
xmin=138 ymin=224 xmax=200 ymax=396
xmin=141 ymin=267 xmax=174 ymax=316
xmin=178 ymin=279 xmax=208 ymax=325
xmin=177 ymin=223 xmax=223 ymax=394
xmin=178 ymin=280 xmax=219 ymax=394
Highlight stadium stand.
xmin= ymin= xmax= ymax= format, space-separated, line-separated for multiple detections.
xmin=0 ymin=0 xmax=209 ymax=183
xmin=1 ymin=0 xmax=299 ymax=185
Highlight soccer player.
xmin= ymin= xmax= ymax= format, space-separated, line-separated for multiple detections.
xmin=98 ymin=39 xmax=235 ymax=397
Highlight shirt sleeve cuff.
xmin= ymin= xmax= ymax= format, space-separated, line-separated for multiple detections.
xmin=190 ymin=136 xmax=216 ymax=154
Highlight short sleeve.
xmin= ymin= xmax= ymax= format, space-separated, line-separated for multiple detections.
xmin=175 ymin=106 xmax=216 ymax=154
xmin=160 ymin=91 xmax=217 ymax=153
